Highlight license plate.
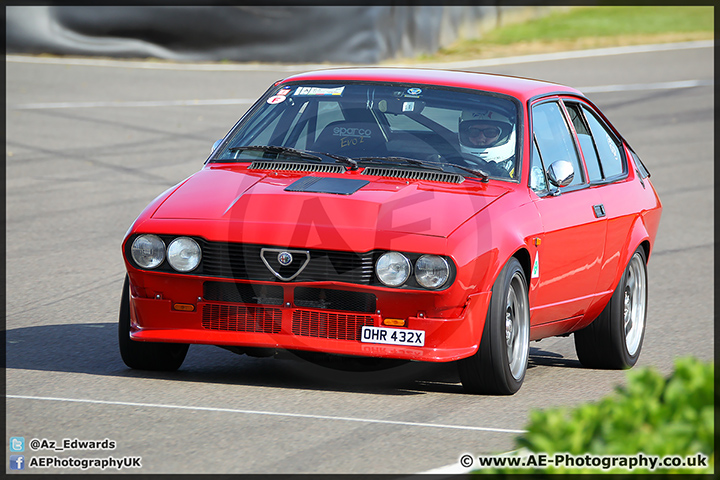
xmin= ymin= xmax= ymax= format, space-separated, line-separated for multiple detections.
xmin=360 ymin=326 xmax=425 ymax=346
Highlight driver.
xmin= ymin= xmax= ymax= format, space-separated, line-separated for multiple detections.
xmin=458 ymin=107 xmax=516 ymax=175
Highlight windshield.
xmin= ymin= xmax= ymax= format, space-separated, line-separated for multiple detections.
xmin=212 ymin=82 xmax=520 ymax=181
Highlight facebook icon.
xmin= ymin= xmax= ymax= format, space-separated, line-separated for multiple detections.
xmin=10 ymin=455 xmax=25 ymax=470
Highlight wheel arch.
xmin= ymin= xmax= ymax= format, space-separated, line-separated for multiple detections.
xmin=455 ymin=243 xmax=532 ymax=355
xmin=512 ymin=247 xmax=532 ymax=284
xmin=616 ymin=216 xmax=653 ymax=287
xmin=638 ymin=239 xmax=651 ymax=264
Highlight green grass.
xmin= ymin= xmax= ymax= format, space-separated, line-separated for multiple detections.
xmin=406 ymin=6 xmax=713 ymax=63
xmin=482 ymin=6 xmax=713 ymax=45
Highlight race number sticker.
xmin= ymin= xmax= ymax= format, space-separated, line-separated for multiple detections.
xmin=267 ymin=87 xmax=293 ymax=104
xmin=361 ymin=326 xmax=425 ymax=346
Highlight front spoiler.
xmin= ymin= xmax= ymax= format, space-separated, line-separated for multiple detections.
xmin=129 ymin=292 xmax=491 ymax=362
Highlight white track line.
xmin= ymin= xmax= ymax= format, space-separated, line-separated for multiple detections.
xmin=418 ymin=449 xmax=521 ymax=475
xmin=5 ymin=40 xmax=713 ymax=71
xmin=578 ymin=79 xmax=713 ymax=93
xmin=7 ymin=78 xmax=711 ymax=111
xmin=4 ymin=55 xmax=341 ymax=72
xmin=7 ymin=41 xmax=712 ymax=111
xmin=7 ymin=394 xmax=527 ymax=434
xmin=414 ymin=40 xmax=713 ymax=69
xmin=9 ymin=98 xmax=256 ymax=110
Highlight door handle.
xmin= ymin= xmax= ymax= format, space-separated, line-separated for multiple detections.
xmin=593 ymin=204 xmax=606 ymax=218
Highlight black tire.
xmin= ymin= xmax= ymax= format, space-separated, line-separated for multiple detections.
xmin=458 ymin=257 xmax=530 ymax=395
xmin=574 ymin=247 xmax=648 ymax=369
xmin=118 ymin=275 xmax=189 ymax=371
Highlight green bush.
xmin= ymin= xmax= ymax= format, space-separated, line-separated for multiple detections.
xmin=477 ymin=356 xmax=714 ymax=474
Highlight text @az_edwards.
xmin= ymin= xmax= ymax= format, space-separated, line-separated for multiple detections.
xmin=29 ymin=437 xmax=116 ymax=452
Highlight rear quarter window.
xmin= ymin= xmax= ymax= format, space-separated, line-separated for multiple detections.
xmin=583 ymin=106 xmax=625 ymax=179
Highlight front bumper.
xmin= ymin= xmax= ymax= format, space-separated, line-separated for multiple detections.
xmin=127 ymin=275 xmax=490 ymax=362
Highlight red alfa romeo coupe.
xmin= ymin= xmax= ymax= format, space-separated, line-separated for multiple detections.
xmin=120 ymin=68 xmax=662 ymax=394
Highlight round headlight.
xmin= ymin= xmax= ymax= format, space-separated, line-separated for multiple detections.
xmin=167 ymin=237 xmax=202 ymax=272
xmin=131 ymin=234 xmax=166 ymax=269
xmin=376 ymin=252 xmax=411 ymax=287
xmin=415 ymin=255 xmax=450 ymax=289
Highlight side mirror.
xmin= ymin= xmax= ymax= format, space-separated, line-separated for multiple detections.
xmin=211 ymin=139 xmax=223 ymax=153
xmin=547 ymin=160 xmax=574 ymax=188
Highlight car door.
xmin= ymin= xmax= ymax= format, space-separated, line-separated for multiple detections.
xmin=561 ymin=99 xmax=636 ymax=298
xmin=528 ymin=99 xmax=607 ymax=325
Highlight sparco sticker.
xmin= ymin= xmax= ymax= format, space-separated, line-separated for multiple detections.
xmin=333 ymin=126 xmax=372 ymax=137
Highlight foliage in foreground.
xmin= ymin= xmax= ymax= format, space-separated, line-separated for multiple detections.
xmin=477 ymin=356 xmax=714 ymax=474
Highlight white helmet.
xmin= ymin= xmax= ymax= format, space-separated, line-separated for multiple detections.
xmin=458 ymin=108 xmax=516 ymax=164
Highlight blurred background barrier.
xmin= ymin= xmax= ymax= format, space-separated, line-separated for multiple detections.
xmin=6 ymin=5 xmax=568 ymax=64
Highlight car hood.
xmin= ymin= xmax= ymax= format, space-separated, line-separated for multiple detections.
xmin=151 ymin=167 xmax=510 ymax=240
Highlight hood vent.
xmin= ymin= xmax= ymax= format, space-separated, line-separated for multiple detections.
xmin=285 ymin=176 xmax=369 ymax=195
xmin=249 ymin=161 xmax=344 ymax=174
xmin=361 ymin=166 xmax=464 ymax=184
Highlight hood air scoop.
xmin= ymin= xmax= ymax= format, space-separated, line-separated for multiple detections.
xmin=362 ymin=166 xmax=464 ymax=184
xmin=250 ymin=161 xmax=345 ymax=174
xmin=285 ymin=176 xmax=369 ymax=195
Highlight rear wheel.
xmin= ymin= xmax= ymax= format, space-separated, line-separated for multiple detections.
xmin=458 ymin=257 xmax=529 ymax=395
xmin=118 ymin=275 xmax=188 ymax=371
xmin=574 ymin=247 xmax=647 ymax=369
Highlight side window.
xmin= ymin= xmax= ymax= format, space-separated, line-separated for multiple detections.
xmin=385 ymin=113 xmax=432 ymax=132
xmin=630 ymin=148 xmax=650 ymax=178
xmin=420 ymin=106 xmax=459 ymax=131
xmin=565 ymin=102 xmax=603 ymax=183
xmin=531 ymin=101 xmax=585 ymax=187
xmin=582 ymin=106 xmax=625 ymax=179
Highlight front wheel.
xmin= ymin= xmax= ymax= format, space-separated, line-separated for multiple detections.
xmin=118 ymin=275 xmax=188 ymax=371
xmin=574 ymin=247 xmax=648 ymax=369
xmin=457 ymin=257 xmax=530 ymax=395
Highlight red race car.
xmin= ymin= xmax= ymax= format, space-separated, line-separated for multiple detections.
xmin=120 ymin=68 xmax=662 ymax=394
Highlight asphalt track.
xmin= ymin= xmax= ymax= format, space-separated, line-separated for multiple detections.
xmin=5 ymin=41 xmax=714 ymax=475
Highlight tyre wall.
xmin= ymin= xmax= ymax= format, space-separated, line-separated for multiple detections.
xmin=6 ymin=5 xmax=566 ymax=64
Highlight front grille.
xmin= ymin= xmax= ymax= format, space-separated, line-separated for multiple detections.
xmin=201 ymin=242 xmax=375 ymax=284
xmin=294 ymin=287 xmax=376 ymax=313
xmin=202 ymin=304 xmax=282 ymax=333
xmin=292 ymin=310 xmax=373 ymax=341
xmin=204 ymin=281 xmax=284 ymax=305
